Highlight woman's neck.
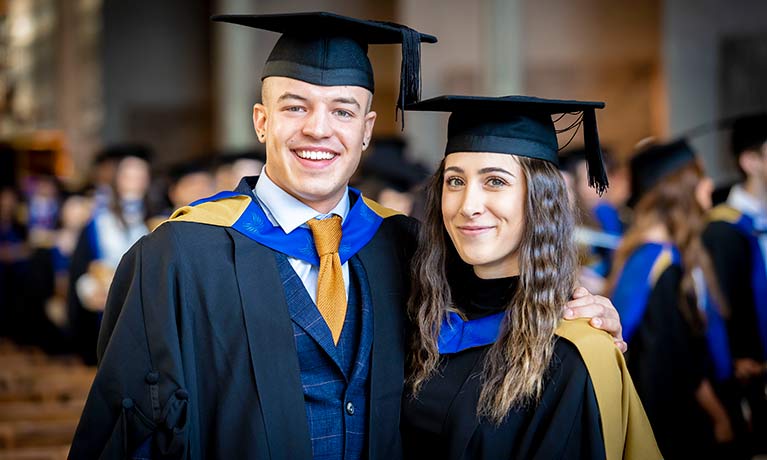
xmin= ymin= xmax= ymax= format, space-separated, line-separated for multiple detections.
xmin=641 ymin=222 xmax=671 ymax=243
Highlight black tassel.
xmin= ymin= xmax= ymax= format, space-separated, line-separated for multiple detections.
xmin=396 ymin=26 xmax=422 ymax=131
xmin=583 ymin=108 xmax=609 ymax=195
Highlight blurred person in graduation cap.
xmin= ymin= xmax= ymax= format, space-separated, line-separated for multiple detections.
xmin=70 ymin=12 xmax=624 ymax=460
xmin=559 ymin=148 xmax=626 ymax=295
xmin=88 ymin=144 xmax=134 ymax=213
xmin=0 ymin=185 xmax=29 ymax=339
xmin=66 ymin=143 xmax=152 ymax=366
xmin=402 ymin=95 xmax=657 ymax=460
xmin=212 ymin=148 xmax=266 ymax=191
xmin=356 ymin=137 xmax=429 ymax=216
xmin=166 ymin=160 xmax=217 ymax=211
xmin=608 ymin=139 xmax=737 ymax=459
xmin=703 ymin=113 xmax=767 ymax=455
xmin=145 ymin=158 xmax=218 ymax=230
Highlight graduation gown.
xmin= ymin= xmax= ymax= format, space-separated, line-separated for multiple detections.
xmin=402 ymin=319 xmax=659 ymax=460
xmin=702 ymin=206 xmax=764 ymax=361
xmin=612 ymin=243 xmax=714 ymax=460
xmin=68 ymin=177 xmax=418 ymax=459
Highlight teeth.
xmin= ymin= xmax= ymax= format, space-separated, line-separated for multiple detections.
xmin=295 ymin=150 xmax=336 ymax=160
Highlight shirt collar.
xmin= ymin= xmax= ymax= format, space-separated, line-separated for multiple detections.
xmin=253 ymin=166 xmax=350 ymax=234
xmin=728 ymin=184 xmax=766 ymax=219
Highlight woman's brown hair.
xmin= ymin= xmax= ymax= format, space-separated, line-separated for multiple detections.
xmin=407 ymin=155 xmax=577 ymax=424
xmin=606 ymin=162 xmax=728 ymax=326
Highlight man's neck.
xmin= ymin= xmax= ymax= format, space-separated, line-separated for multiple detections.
xmin=744 ymin=177 xmax=766 ymax=203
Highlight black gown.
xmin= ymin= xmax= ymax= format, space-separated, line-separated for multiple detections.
xmin=69 ymin=178 xmax=418 ymax=460
xmin=622 ymin=264 xmax=714 ymax=460
xmin=402 ymin=276 xmax=608 ymax=460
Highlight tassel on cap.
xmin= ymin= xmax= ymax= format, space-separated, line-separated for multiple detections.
xmin=582 ymin=108 xmax=609 ymax=195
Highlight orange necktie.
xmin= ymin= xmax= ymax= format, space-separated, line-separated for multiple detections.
xmin=306 ymin=215 xmax=347 ymax=345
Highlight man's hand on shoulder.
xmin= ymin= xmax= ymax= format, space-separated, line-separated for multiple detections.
xmin=563 ymin=286 xmax=627 ymax=353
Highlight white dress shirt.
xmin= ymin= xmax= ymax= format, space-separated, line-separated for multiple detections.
xmin=727 ymin=184 xmax=767 ymax=274
xmin=254 ymin=168 xmax=351 ymax=304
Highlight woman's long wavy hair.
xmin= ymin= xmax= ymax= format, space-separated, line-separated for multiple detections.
xmin=407 ymin=156 xmax=577 ymax=424
xmin=606 ymin=162 xmax=728 ymax=325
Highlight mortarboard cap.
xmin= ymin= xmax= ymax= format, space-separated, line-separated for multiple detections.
xmin=211 ymin=12 xmax=437 ymax=127
xmin=407 ymin=95 xmax=609 ymax=194
xmin=628 ymin=139 xmax=696 ymax=207
xmin=361 ymin=137 xmax=429 ymax=192
xmin=167 ymin=158 xmax=213 ymax=185
xmin=731 ymin=113 xmax=767 ymax=157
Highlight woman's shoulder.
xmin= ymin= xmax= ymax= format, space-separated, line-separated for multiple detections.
xmin=553 ymin=319 xmax=624 ymax=405
xmin=555 ymin=318 xmax=619 ymax=363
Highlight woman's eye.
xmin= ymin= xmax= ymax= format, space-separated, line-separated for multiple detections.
xmin=446 ymin=177 xmax=464 ymax=187
xmin=487 ymin=177 xmax=507 ymax=187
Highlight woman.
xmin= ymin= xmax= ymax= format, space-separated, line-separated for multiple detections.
xmin=67 ymin=145 xmax=152 ymax=364
xmin=608 ymin=140 xmax=736 ymax=459
xmin=402 ymin=95 xmax=658 ymax=460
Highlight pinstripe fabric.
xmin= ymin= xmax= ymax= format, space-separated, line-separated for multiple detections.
xmin=275 ymin=251 xmax=372 ymax=460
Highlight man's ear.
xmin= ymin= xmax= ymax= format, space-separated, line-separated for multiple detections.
xmin=362 ymin=110 xmax=377 ymax=150
xmin=253 ymin=103 xmax=268 ymax=144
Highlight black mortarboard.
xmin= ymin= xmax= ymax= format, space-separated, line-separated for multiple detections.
xmin=211 ymin=12 xmax=437 ymax=127
xmin=731 ymin=113 xmax=767 ymax=157
xmin=167 ymin=159 xmax=213 ymax=185
xmin=628 ymin=139 xmax=696 ymax=207
xmin=407 ymin=95 xmax=609 ymax=194
xmin=361 ymin=137 xmax=429 ymax=192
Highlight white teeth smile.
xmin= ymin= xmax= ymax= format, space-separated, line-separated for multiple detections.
xmin=295 ymin=150 xmax=336 ymax=160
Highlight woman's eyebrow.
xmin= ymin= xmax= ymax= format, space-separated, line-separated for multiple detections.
xmin=478 ymin=167 xmax=514 ymax=177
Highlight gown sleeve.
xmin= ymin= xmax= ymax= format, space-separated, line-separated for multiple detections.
xmin=625 ymin=265 xmax=711 ymax=459
xmin=556 ymin=318 xmax=662 ymax=460
xmin=67 ymin=221 xmax=101 ymax=365
xmin=69 ymin=225 xmax=191 ymax=460
xmin=702 ymin=221 xmax=762 ymax=360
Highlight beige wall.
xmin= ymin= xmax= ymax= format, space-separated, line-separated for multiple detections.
xmin=523 ymin=0 xmax=662 ymax=162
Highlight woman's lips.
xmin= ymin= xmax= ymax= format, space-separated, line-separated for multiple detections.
xmin=457 ymin=225 xmax=494 ymax=236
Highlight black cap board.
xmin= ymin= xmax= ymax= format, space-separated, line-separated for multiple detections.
xmin=211 ymin=12 xmax=437 ymax=128
xmin=407 ymin=95 xmax=609 ymax=194
xmin=361 ymin=137 xmax=429 ymax=192
xmin=731 ymin=113 xmax=767 ymax=158
xmin=628 ymin=139 xmax=696 ymax=207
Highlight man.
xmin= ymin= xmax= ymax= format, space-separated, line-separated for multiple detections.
xmin=703 ymin=113 xmax=767 ymax=455
xmin=70 ymin=12 xmax=624 ymax=459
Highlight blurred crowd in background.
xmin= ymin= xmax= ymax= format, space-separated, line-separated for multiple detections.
xmin=1 ymin=0 xmax=767 ymax=458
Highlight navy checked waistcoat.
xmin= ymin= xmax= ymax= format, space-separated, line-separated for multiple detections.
xmin=275 ymin=252 xmax=373 ymax=460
